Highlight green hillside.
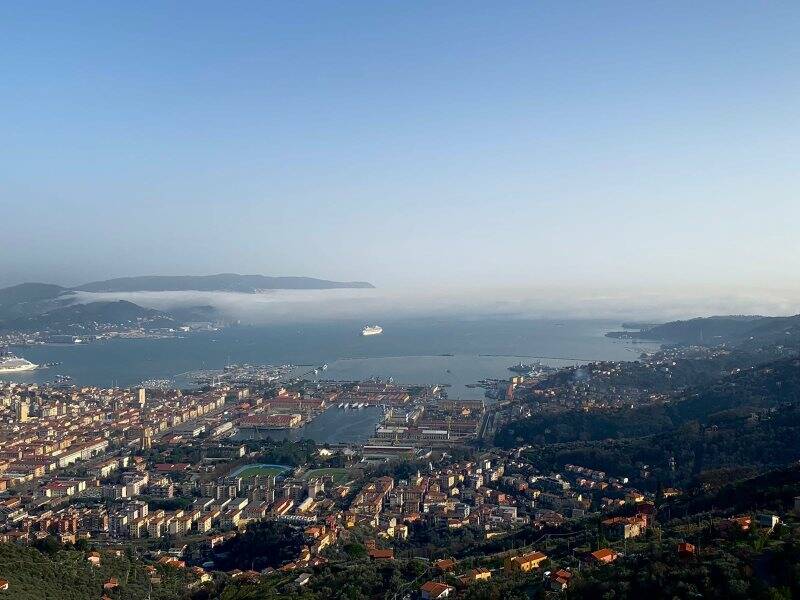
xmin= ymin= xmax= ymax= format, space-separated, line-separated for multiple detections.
xmin=0 ymin=543 xmax=198 ymax=600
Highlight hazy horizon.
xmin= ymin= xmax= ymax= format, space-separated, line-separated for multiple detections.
xmin=3 ymin=271 xmax=800 ymax=321
xmin=62 ymin=285 xmax=800 ymax=324
xmin=3 ymin=2 xmax=799 ymax=300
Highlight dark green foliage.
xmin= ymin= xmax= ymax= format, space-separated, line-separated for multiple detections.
xmin=0 ymin=543 xmax=197 ymax=600
xmin=497 ymin=358 xmax=800 ymax=488
xmin=343 ymin=542 xmax=368 ymax=558
xmin=569 ymin=528 xmax=800 ymax=600
xmin=498 ymin=357 xmax=800 ymax=447
xmin=606 ymin=314 xmax=800 ymax=347
xmin=368 ymin=459 xmax=430 ymax=482
xmin=668 ymin=465 xmax=800 ymax=517
xmin=242 ymin=439 xmax=318 ymax=467
xmin=219 ymin=559 xmax=434 ymax=600
xmin=396 ymin=522 xmax=484 ymax=558
xmin=209 ymin=521 xmax=306 ymax=571
xmin=522 ymin=402 xmax=800 ymax=490
xmin=460 ymin=577 xmax=536 ymax=600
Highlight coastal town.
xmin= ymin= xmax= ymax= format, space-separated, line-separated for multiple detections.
xmin=5 ymin=0 xmax=800 ymax=596
xmin=0 ymin=374 xmax=657 ymax=595
xmin=1 ymin=332 xmax=799 ymax=599
xmin=0 ymin=319 xmax=222 ymax=349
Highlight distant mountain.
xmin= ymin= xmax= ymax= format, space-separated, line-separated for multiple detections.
xmin=74 ymin=273 xmax=375 ymax=293
xmin=2 ymin=300 xmax=173 ymax=333
xmin=607 ymin=314 xmax=800 ymax=347
xmin=166 ymin=304 xmax=220 ymax=323
xmin=0 ymin=274 xmax=374 ymax=333
xmin=0 ymin=283 xmax=71 ymax=321
xmin=0 ymin=282 xmax=66 ymax=305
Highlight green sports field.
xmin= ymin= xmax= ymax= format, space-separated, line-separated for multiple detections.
xmin=234 ymin=465 xmax=289 ymax=478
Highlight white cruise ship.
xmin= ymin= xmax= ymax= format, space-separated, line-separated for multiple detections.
xmin=361 ymin=325 xmax=383 ymax=336
xmin=0 ymin=352 xmax=38 ymax=373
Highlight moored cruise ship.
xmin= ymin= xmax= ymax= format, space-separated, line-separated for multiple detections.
xmin=0 ymin=350 xmax=38 ymax=373
xmin=361 ymin=325 xmax=383 ymax=336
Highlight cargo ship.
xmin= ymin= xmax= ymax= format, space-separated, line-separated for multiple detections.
xmin=361 ymin=325 xmax=383 ymax=336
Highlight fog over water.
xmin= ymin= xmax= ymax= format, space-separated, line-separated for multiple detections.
xmin=68 ymin=286 xmax=800 ymax=324
xmin=10 ymin=284 xmax=795 ymax=446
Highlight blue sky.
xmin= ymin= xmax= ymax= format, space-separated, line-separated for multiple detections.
xmin=2 ymin=1 xmax=799 ymax=295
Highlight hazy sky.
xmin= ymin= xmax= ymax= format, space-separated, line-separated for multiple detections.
xmin=2 ymin=1 xmax=799 ymax=294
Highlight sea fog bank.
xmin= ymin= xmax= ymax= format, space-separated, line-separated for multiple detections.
xmin=65 ymin=286 xmax=800 ymax=325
